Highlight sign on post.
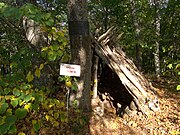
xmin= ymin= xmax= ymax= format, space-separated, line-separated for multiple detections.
xmin=60 ymin=63 xmax=81 ymax=77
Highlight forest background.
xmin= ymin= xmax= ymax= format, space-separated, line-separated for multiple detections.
xmin=0 ymin=0 xmax=179 ymax=134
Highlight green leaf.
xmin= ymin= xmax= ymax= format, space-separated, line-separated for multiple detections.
xmin=0 ymin=116 xmax=5 ymax=125
xmin=0 ymin=2 xmax=5 ymax=9
xmin=31 ymin=103 xmax=39 ymax=111
xmin=0 ymin=80 xmax=7 ymax=87
xmin=18 ymin=132 xmax=26 ymax=135
xmin=19 ymin=93 xmax=25 ymax=100
xmin=0 ymin=124 xmax=9 ymax=135
xmin=4 ymin=88 xmax=11 ymax=95
xmin=15 ymin=108 xmax=27 ymax=119
xmin=35 ymin=68 xmax=41 ymax=78
xmin=11 ymin=99 xmax=19 ymax=108
xmin=61 ymin=54 xmax=70 ymax=62
xmin=26 ymin=71 xmax=34 ymax=82
xmin=60 ymin=113 xmax=67 ymax=123
xmin=32 ymin=119 xmax=41 ymax=132
xmin=54 ymin=112 xmax=59 ymax=119
xmin=175 ymin=64 xmax=180 ymax=69
xmin=9 ymin=124 xmax=17 ymax=134
xmin=13 ymin=89 xmax=20 ymax=96
xmin=35 ymin=94 xmax=43 ymax=102
xmin=71 ymin=84 xmax=78 ymax=91
xmin=48 ymin=51 xmax=57 ymax=61
xmin=51 ymin=45 xmax=59 ymax=51
xmin=39 ymin=64 xmax=44 ymax=70
xmin=58 ymin=76 xmax=64 ymax=82
xmin=6 ymin=109 xmax=12 ymax=116
xmin=22 ymin=84 xmax=31 ymax=90
xmin=24 ymin=94 xmax=32 ymax=102
xmin=176 ymin=85 xmax=180 ymax=91
xmin=45 ymin=19 xmax=54 ymax=26
xmin=167 ymin=64 xmax=173 ymax=69
xmin=0 ymin=103 xmax=8 ymax=115
xmin=24 ymin=103 xmax=31 ymax=112
xmin=5 ymin=115 xmax=17 ymax=126
xmin=33 ymin=122 xmax=41 ymax=132
xmin=41 ymin=47 xmax=49 ymax=52
xmin=57 ymin=50 xmax=63 ymax=57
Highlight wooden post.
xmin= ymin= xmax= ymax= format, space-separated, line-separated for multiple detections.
xmin=92 ymin=55 xmax=99 ymax=99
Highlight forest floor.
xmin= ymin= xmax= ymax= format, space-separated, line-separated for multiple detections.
xmin=88 ymin=77 xmax=180 ymax=135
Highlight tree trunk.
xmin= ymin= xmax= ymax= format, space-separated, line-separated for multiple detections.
xmin=129 ymin=0 xmax=142 ymax=70
xmin=68 ymin=0 xmax=92 ymax=111
xmin=150 ymin=0 xmax=161 ymax=78
xmin=154 ymin=6 xmax=161 ymax=78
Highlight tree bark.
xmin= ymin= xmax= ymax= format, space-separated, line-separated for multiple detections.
xmin=68 ymin=0 xmax=92 ymax=111
xmin=149 ymin=0 xmax=161 ymax=78
xmin=129 ymin=0 xmax=142 ymax=71
xmin=154 ymin=1 xmax=161 ymax=78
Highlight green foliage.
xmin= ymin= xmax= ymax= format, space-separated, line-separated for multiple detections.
xmin=15 ymin=108 xmax=28 ymax=119
xmin=32 ymin=120 xmax=41 ymax=132
xmin=58 ymin=76 xmax=78 ymax=91
xmin=0 ymin=0 xmax=179 ymax=134
xmin=176 ymin=85 xmax=180 ymax=91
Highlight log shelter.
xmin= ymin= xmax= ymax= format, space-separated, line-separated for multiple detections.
xmin=91 ymin=27 xmax=160 ymax=116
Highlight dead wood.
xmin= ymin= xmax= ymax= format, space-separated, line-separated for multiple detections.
xmin=92 ymin=28 xmax=160 ymax=116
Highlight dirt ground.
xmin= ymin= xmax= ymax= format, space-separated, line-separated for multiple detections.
xmin=89 ymin=80 xmax=180 ymax=135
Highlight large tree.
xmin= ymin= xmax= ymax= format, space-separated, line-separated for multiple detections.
xmin=67 ymin=0 xmax=92 ymax=111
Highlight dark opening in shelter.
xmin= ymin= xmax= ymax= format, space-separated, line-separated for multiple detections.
xmin=98 ymin=65 xmax=134 ymax=116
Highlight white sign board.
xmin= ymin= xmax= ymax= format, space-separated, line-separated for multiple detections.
xmin=60 ymin=63 xmax=81 ymax=77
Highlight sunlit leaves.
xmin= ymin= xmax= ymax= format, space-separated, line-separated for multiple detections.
xmin=0 ymin=2 xmax=71 ymax=135
xmin=48 ymin=51 xmax=57 ymax=61
xmin=65 ymin=81 xmax=72 ymax=88
xmin=18 ymin=132 xmax=26 ymax=135
xmin=24 ymin=103 xmax=31 ymax=112
xmin=26 ymin=71 xmax=34 ymax=82
xmin=35 ymin=68 xmax=41 ymax=78
xmin=39 ymin=64 xmax=44 ymax=70
xmin=45 ymin=115 xmax=50 ymax=121
xmin=176 ymin=85 xmax=180 ymax=91
xmin=167 ymin=64 xmax=173 ymax=69
xmin=20 ymin=4 xmax=54 ymax=26
xmin=0 ymin=2 xmax=5 ymax=9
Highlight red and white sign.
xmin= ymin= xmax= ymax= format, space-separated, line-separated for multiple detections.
xmin=60 ymin=63 xmax=81 ymax=77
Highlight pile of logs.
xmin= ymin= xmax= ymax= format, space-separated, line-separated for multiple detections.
xmin=92 ymin=27 xmax=160 ymax=116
